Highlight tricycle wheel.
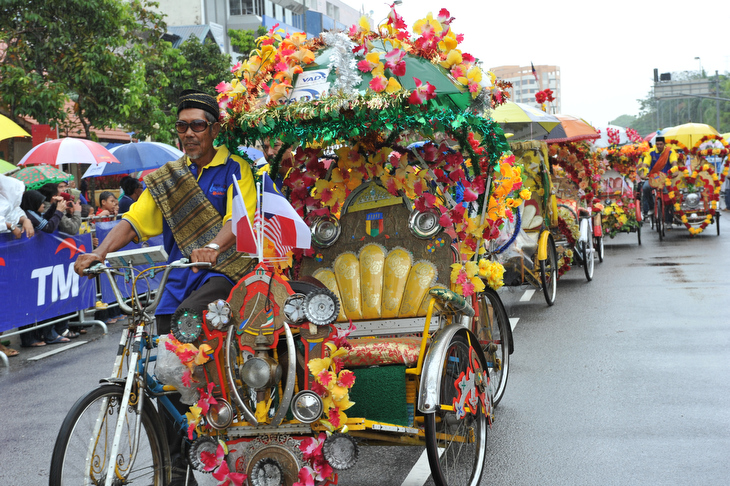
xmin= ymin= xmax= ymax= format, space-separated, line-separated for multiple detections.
xmin=595 ymin=235 xmax=604 ymax=263
xmin=475 ymin=289 xmax=511 ymax=408
xmin=637 ymin=224 xmax=642 ymax=246
xmin=656 ymin=198 xmax=664 ymax=241
xmin=717 ymin=213 xmax=720 ymax=235
xmin=540 ymin=236 xmax=558 ymax=306
xmin=425 ymin=335 xmax=488 ymax=486
xmin=582 ymin=227 xmax=594 ymax=282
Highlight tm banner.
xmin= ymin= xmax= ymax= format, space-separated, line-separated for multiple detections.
xmin=95 ymin=220 xmax=164 ymax=304
xmin=0 ymin=232 xmax=95 ymax=331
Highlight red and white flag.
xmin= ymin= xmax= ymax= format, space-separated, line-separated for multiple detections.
xmin=260 ymin=172 xmax=311 ymax=256
xmin=231 ymin=174 xmax=259 ymax=254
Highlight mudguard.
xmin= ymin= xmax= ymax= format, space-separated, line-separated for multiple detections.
xmin=537 ymin=230 xmax=551 ymax=261
xmin=417 ymin=325 xmax=489 ymax=414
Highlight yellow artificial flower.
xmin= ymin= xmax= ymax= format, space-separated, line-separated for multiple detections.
xmin=439 ymin=49 xmax=462 ymax=69
xmin=519 ymin=189 xmax=532 ymax=201
xmin=385 ymin=76 xmax=402 ymax=93
xmin=438 ymin=30 xmax=458 ymax=52
xmin=413 ymin=13 xmax=442 ymax=35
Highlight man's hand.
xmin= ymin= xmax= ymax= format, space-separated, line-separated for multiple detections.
xmin=190 ymin=246 xmax=220 ymax=273
xmin=52 ymin=195 xmax=66 ymax=212
xmin=74 ymin=251 xmax=106 ymax=277
xmin=11 ymin=225 xmax=21 ymax=239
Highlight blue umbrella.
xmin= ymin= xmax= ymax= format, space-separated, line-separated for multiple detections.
xmin=82 ymin=142 xmax=183 ymax=178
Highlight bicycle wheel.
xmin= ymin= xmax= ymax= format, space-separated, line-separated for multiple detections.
xmin=637 ymin=224 xmax=642 ymax=246
xmin=540 ymin=236 xmax=557 ymax=306
xmin=50 ymin=384 xmax=169 ymax=486
xmin=595 ymin=236 xmax=604 ymax=263
xmin=475 ymin=289 xmax=511 ymax=407
xmin=657 ymin=198 xmax=664 ymax=241
xmin=717 ymin=213 xmax=720 ymax=235
xmin=425 ymin=336 xmax=488 ymax=486
xmin=582 ymin=225 xmax=594 ymax=282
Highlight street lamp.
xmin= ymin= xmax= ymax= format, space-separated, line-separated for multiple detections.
xmin=695 ymin=56 xmax=702 ymax=75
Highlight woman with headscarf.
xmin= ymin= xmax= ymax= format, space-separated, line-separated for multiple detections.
xmin=20 ymin=190 xmax=65 ymax=233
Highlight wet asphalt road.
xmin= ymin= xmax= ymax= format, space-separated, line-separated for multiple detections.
xmin=1 ymin=224 xmax=729 ymax=485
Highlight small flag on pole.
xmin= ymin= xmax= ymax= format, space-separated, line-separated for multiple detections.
xmin=260 ymin=172 xmax=311 ymax=256
xmin=231 ymin=174 xmax=259 ymax=254
xmin=531 ymin=62 xmax=539 ymax=82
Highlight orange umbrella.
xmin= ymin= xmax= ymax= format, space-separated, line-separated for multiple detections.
xmin=545 ymin=115 xmax=600 ymax=143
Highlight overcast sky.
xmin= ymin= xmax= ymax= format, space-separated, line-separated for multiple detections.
xmin=354 ymin=0 xmax=730 ymax=129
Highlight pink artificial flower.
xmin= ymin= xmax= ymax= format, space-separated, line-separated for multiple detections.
xmin=462 ymin=187 xmax=478 ymax=202
xmin=216 ymin=81 xmax=233 ymax=94
xmin=293 ymin=465 xmax=316 ymax=486
xmin=200 ymin=443 xmax=226 ymax=472
xmin=197 ymin=382 xmax=218 ymax=415
xmin=414 ymin=192 xmax=436 ymax=212
xmin=384 ymin=49 xmax=406 ymax=76
xmin=312 ymin=457 xmax=334 ymax=481
xmin=300 ymin=433 xmax=326 ymax=461
xmin=181 ymin=370 xmax=193 ymax=387
xmin=230 ymin=62 xmax=242 ymax=73
xmin=439 ymin=213 xmax=453 ymax=227
xmin=408 ymin=78 xmax=436 ymax=105
xmin=357 ymin=58 xmax=375 ymax=73
xmin=369 ymin=75 xmax=388 ymax=92
xmin=332 ymin=321 xmax=355 ymax=348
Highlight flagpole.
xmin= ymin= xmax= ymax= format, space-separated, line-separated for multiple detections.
xmin=256 ymin=180 xmax=263 ymax=263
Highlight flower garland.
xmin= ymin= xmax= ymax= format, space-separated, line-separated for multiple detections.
xmin=557 ymin=206 xmax=580 ymax=247
xmin=449 ymin=258 xmax=505 ymax=295
xmin=598 ymin=141 xmax=650 ymax=181
xmin=690 ymin=135 xmax=729 ymax=157
xmin=602 ymin=201 xmax=639 ymax=238
xmin=307 ymin=324 xmax=357 ymax=433
xmin=556 ymin=247 xmax=573 ymax=278
xmin=549 ymin=141 xmax=607 ymax=202
xmin=665 ymin=162 xmax=728 ymax=235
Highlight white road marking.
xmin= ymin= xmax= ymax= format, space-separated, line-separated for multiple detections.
xmin=509 ymin=318 xmax=520 ymax=331
xmin=27 ymin=340 xmax=88 ymax=361
xmin=520 ymin=289 xmax=535 ymax=302
xmin=402 ymin=448 xmax=443 ymax=486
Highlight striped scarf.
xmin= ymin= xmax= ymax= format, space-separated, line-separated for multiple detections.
xmin=144 ymin=156 xmax=251 ymax=282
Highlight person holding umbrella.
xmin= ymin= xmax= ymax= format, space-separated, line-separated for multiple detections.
xmin=74 ymin=89 xmax=256 ymax=486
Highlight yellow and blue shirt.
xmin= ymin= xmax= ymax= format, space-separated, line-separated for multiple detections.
xmin=123 ymin=145 xmax=256 ymax=315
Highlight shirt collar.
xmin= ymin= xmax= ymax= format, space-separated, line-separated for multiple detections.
xmin=185 ymin=145 xmax=231 ymax=170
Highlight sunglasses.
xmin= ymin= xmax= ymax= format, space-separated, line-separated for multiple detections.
xmin=175 ymin=119 xmax=213 ymax=133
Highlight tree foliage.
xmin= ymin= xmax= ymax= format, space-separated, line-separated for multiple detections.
xmin=229 ymin=26 xmax=267 ymax=61
xmin=0 ymin=0 xmax=169 ymax=140
xmin=1 ymin=0 xmax=235 ymax=148
xmin=628 ymin=71 xmax=730 ymax=136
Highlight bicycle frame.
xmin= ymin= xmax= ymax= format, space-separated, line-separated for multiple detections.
xmin=85 ymin=258 xmax=210 ymax=486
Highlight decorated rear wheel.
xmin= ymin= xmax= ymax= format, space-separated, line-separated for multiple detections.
xmin=540 ymin=236 xmax=558 ymax=306
xmin=582 ymin=224 xmax=594 ymax=282
xmin=425 ymin=336 xmax=488 ymax=486
xmin=475 ymin=289 xmax=511 ymax=407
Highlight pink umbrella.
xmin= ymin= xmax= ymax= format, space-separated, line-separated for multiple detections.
xmin=18 ymin=137 xmax=120 ymax=166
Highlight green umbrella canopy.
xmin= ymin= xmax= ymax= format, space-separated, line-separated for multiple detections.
xmin=0 ymin=158 xmax=18 ymax=174
xmin=11 ymin=165 xmax=73 ymax=190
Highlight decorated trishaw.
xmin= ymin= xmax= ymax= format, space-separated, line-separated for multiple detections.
xmin=488 ymin=140 xmax=564 ymax=305
xmin=50 ymin=9 xmax=523 ymax=486
xmin=658 ymin=135 xmax=730 ymax=236
xmin=547 ymin=141 xmax=605 ymax=280
xmin=597 ymin=141 xmax=650 ymax=245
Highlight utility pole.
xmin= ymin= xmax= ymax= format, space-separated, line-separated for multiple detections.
xmin=716 ymin=71 xmax=721 ymax=130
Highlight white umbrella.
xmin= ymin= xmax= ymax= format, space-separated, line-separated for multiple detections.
xmin=83 ymin=142 xmax=183 ymax=178
xmin=18 ymin=137 xmax=119 ymax=166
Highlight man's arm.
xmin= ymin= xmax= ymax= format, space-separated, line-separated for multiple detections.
xmin=74 ymin=219 xmax=138 ymax=276
xmin=190 ymin=220 xmax=236 ymax=273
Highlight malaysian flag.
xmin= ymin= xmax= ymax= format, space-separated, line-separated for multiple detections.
xmin=255 ymin=172 xmax=311 ymax=258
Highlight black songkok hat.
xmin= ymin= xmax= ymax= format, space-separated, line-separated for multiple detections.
xmin=177 ymin=89 xmax=220 ymax=120
xmin=655 ymin=136 xmax=665 ymax=143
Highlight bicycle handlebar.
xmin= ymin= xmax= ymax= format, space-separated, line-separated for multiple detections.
xmin=85 ymin=259 xmax=212 ymax=316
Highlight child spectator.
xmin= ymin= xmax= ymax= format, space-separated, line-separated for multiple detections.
xmin=95 ymin=191 xmax=118 ymax=222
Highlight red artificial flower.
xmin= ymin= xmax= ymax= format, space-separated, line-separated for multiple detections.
xmin=408 ymin=78 xmax=436 ymax=105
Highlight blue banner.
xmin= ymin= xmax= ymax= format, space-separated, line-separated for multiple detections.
xmin=95 ymin=220 xmax=164 ymax=303
xmin=0 ymin=232 xmax=95 ymax=331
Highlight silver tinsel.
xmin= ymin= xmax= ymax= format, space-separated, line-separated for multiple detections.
xmin=322 ymin=31 xmax=362 ymax=98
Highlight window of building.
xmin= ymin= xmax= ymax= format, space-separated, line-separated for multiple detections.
xmin=326 ymin=2 xmax=339 ymax=21
xmin=285 ymin=8 xmax=293 ymax=25
xmin=308 ymin=0 xmax=318 ymax=8
xmin=275 ymin=3 xmax=283 ymax=21
xmin=264 ymin=0 xmax=273 ymax=17
xmin=230 ymin=0 xmax=260 ymax=15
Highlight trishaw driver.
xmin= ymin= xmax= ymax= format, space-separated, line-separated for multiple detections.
xmin=74 ymin=89 xmax=257 ymax=486
xmin=641 ymin=135 xmax=678 ymax=218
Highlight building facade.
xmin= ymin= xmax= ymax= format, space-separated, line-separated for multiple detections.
xmin=155 ymin=0 xmax=363 ymax=58
xmin=490 ymin=64 xmax=562 ymax=114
